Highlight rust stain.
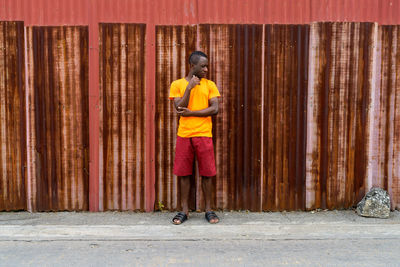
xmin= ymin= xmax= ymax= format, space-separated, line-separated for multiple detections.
xmin=26 ymin=26 xmax=89 ymax=211
xmin=99 ymin=23 xmax=146 ymax=211
xmin=155 ymin=25 xmax=197 ymax=211
xmin=263 ymin=25 xmax=309 ymax=211
xmin=0 ymin=21 xmax=26 ymax=211
xmin=306 ymin=22 xmax=374 ymax=210
xmin=377 ymin=25 xmax=400 ymax=209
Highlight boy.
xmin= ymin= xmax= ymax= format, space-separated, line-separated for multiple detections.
xmin=169 ymin=51 xmax=220 ymax=224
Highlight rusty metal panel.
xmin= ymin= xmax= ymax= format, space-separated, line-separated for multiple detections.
xmin=369 ymin=25 xmax=400 ymax=210
xmin=262 ymin=25 xmax=309 ymax=211
xmin=155 ymin=25 xmax=197 ymax=211
xmin=199 ymin=24 xmax=263 ymax=211
xmin=99 ymin=23 xmax=146 ymax=211
xmin=25 ymin=26 xmax=89 ymax=211
xmin=306 ymin=22 xmax=375 ymax=210
xmin=0 ymin=21 xmax=26 ymax=211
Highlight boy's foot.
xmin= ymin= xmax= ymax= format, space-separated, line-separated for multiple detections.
xmin=172 ymin=212 xmax=188 ymax=225
xmin=205 ymin=211 xmax=219 ymax=224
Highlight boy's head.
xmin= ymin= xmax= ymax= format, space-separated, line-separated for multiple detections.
xmin=188 ymin=51 xmax=208 ymax=78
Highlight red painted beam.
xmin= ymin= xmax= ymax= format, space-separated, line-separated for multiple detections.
xmin=88 ymin=0 xmax=99 ymax=211
xmin=145 ymin=10 xmax=156 ymax=212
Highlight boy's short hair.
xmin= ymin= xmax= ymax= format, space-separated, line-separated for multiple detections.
xmin=189 ymin=51 xmax=208 ymax=65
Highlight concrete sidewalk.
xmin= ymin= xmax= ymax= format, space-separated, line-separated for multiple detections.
xmin=1 ymin=210 xmax=400 ymax=266
xmin=0 ymin=210 xmax=399 ymax=241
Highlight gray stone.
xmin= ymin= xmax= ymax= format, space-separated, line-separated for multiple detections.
xmin=356 ymin=187 xmax=391 ymax=219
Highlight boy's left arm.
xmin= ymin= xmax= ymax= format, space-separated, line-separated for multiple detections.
xmin=176 ymin=97 xmax=219 ymax=117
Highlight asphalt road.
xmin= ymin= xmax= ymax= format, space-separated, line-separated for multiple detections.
xmin=1 ymin=239 xmax=399 ymax=267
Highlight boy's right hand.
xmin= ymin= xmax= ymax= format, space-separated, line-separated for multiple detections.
xmin=188 ymin=75 xmax=200 ymax=89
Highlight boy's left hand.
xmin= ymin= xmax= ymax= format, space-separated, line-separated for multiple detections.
xmin=176 ymin=107 xmax=192 ymax=117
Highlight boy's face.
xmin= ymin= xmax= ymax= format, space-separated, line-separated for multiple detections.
xmin=191 ymin=57 xmax=208 ymax=78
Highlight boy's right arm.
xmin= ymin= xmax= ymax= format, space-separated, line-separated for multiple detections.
xmin=173 ymin=75 xmax=200 ymax=110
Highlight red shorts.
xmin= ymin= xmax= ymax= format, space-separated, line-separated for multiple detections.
xmin=173 ymin=136 xmax=217 ymax=177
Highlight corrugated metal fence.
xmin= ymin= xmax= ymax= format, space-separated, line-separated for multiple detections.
xmin=1 ymin=0 xmax=400 ymax=211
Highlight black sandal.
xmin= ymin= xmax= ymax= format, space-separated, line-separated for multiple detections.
xmin=205 ymin=211 xmax=219 ymax=224
xmin=172 ymin=212 xmax=188 ymax=225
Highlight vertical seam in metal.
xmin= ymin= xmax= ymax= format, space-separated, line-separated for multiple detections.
xmin=260 ymin=24 xmax=265 ymax=210
xmin=196 ymin=0 xmax=200 ymax=49
xmin=88 ymin=0 xmax=100 ymax=211
xmin=24 ymin=26 xmax=32 ymax=212
xmin=196 ymin=23 xmax=200 ymax=50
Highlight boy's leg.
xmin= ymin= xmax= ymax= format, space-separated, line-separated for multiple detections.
xmin=172 ymin=136 xmax=194 ymax=224
xmin=201 ymin=176 xmax=219 ymax=223
xmin=192 ymin=137 xmax=219 ymax=223
xmin=179 ymin=175 xmax=192 ymax=215
xmin=201 ymin=175 xmax=214 ymax=211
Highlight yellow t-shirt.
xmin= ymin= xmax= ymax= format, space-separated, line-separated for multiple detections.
xmin=169 ymin=78 xmax=221 ymax=138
